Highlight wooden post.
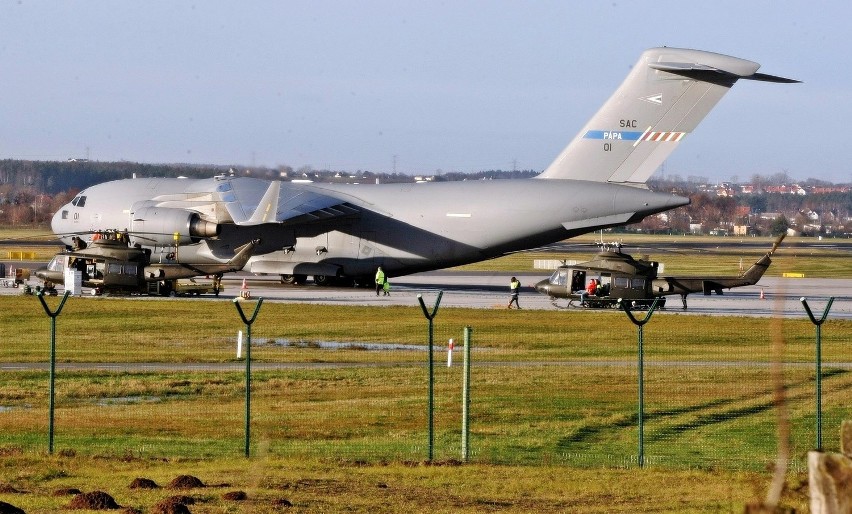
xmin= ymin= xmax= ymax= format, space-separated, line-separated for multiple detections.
xmin=807 ymin=421 xmax=852 ymax=514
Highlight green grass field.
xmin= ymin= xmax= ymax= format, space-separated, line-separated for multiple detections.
xmin=1 ymin=228 xmax=849 ymax=512
xmin=0 ymin=296 xmax=849 ymax=512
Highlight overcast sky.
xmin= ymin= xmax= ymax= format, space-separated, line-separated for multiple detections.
xmin=1 ymin=1 xmax=849 ymax=183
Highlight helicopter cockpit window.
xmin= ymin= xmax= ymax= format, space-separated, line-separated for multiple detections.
xmin=71 ymin=195 xmax=87 ymax=207
xmin=549 ymin=269 xmax=568 ymax=286
xmin=47 ymin=256 xmax=63 ymax=272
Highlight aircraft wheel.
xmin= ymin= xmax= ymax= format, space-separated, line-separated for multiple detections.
xmin=280 ymin=274 xmax=297 ymax=285
xmin=168 ymin=290 xmax=177 ymax=297
xmin=313 ymin=275 xmax=330 ymax=286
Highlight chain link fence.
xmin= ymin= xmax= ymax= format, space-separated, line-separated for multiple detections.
xmin=0 ymin=295 xmax=849 ymax=471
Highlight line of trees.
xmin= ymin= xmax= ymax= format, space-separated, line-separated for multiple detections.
xmin=637 ymin=177 xmax=852 ymax=236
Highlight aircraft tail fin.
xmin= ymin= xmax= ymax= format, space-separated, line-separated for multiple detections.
xmin=537 ymin=48 xmax=798 ymax=183
xmin=739 ymin=234 xmax=786 ymax=282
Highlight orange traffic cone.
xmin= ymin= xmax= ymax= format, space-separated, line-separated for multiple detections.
xmin=240 ymin=278 xmax=251 ymax=299
xmin=759 ymin=288 xmax=765 ymax=300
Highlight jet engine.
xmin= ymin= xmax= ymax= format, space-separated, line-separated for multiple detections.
xmin=130 ymin=206 xmax=219 ymax=245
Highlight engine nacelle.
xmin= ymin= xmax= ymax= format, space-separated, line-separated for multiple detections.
xmin=130 ymin=206 xmax=219 ymax=245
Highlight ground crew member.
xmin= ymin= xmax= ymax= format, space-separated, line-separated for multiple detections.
xmin=507 ymin=276 xmax=521 ymax=309
xmin=375 ymin=266 xmax=385 ymax=296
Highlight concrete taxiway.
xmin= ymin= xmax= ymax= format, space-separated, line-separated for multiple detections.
xmin=216 ymin=272 xmax=850 ymax=319
xmin=2 ymin=266 xmax=848 ymax=319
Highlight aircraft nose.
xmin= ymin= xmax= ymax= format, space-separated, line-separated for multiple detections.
xmin=534 ymin=279 xmax=550 ymax=295
xmin=50 ymin=208 xmax=64 ymax=235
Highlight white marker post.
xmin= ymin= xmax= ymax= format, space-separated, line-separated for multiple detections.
xmin=237 ymin=330 xmax=243 ymax=359
xmin=447 ymin=338 xmax=454 ymax=367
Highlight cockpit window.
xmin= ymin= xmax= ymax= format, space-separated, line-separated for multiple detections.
xmin=549 ymin=269 xmax=568 ymax=286
xmin=47 ymin=256 xmax=63 ymax=271
xmin=71 ymin=195 xmax=87 ymax=207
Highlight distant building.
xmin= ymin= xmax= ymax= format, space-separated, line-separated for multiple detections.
xmin=765 ymin=184 xmax=806 ymax=195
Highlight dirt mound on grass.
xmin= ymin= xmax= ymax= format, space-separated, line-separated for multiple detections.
xmin=167 ymin=475 xmax=204 ymax=490
xmin=151 ymin=497 xmax=192 ymax=514
xmin=67 ymin=490 xmax=120 ymax=510
xmin=0 ymin=484 xmax=21 ymax=494
xmin=128 ymin=478 xmax=160 ymax=490
xmin=222 ymin=490 xmax=246 ymax=501
xmin=0 ymin=500 xmax=25 ymax=514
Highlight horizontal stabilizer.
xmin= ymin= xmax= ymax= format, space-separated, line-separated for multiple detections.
xmin=648 ymin=62 xmax=800 ymax=83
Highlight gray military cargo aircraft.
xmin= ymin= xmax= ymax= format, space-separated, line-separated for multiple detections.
xmin=49 ymin=47 xmax=797 ymax=286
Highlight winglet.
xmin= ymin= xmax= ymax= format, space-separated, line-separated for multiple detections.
xmin=248 ymin=181 xmax=281 ymax=224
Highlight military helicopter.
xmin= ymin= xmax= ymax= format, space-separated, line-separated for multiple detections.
xmin=534 ymin=234 xmax=785 ymax=310
xmin=35 ymin=229 xmax=258 ymax=296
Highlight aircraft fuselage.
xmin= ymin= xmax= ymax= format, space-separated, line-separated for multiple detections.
xmin=51 ymin=177 xmax=688 ymax=281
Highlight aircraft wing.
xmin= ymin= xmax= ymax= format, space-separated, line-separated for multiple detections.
xmin=219 ymin=178 xmax=360 ymax=226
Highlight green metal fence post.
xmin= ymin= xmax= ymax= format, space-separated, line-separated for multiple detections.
xmin=800 ymin=296 xmax=834 ymax=451
xmin=36 ymin=290 xmax=70 ymax=455
xmin=417 ymin=292 xmax=443 ymax=462
xmin=233 ymin=297 xmax=264 ymax=458
xmin=619 ymin=298 xmax=660 ymax=468
xmin=461 ymin=326 xmax=472 ymax=462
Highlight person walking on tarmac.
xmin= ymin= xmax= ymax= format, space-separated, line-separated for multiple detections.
xmin=507 ymin=276 xmax=521 ymax=309
xmin=375 ymin=266 xmax=386 ymax=296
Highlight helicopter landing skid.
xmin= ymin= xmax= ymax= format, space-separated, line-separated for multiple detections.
xmin=550 ymin=298 xmax=620 ymax=310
